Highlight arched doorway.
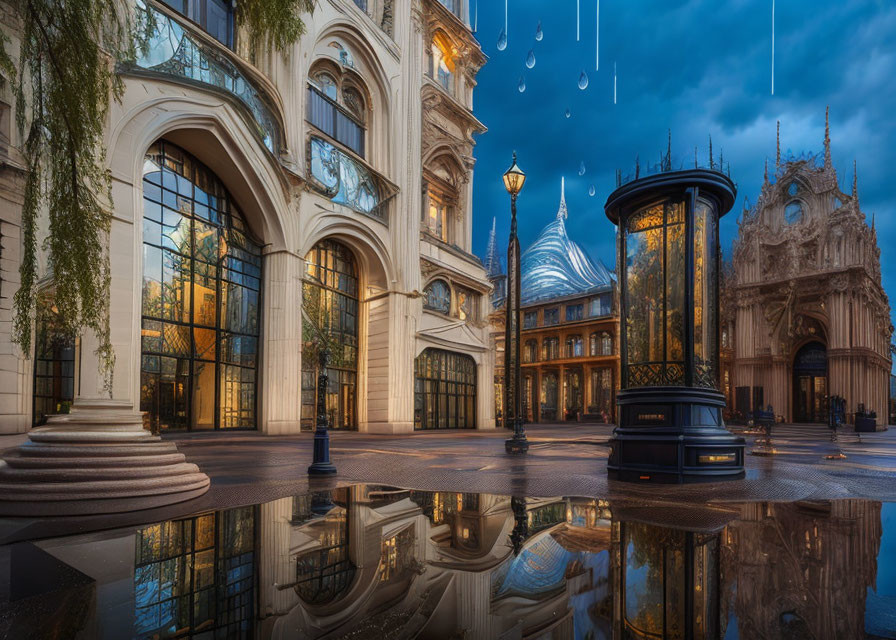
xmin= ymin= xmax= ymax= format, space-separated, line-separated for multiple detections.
xmin=792 ymin=341 xmax=827 ymax=423
xmin=302 ymin=239 xmax=359 ymax=431
xmin=140 ymin=141 xmax=263 ymax=432
xmin=414 ymin=348 xmax=476 ymax=429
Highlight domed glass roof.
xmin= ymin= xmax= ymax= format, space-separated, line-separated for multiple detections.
xmin=520 ymin=178 xmax=614 ymax=305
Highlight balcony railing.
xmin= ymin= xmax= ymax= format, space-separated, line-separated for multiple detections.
xmin=132 ymin=1 xmax=282 ymax=154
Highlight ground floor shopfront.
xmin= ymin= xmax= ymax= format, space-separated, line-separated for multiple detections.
xmin=1 ymin=92 xmax=494 ymax=435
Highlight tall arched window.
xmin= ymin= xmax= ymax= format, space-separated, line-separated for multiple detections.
xmin=542 ymin=337 xmax=559 ymax=360
xmin=140 ymin=141 xmax=262 ymax=432
xmin=601 ymin=332 xmax=613 ymax=355
xmin=423 ymin=279 xmax=451 ymax=314
xmin=523 ymin=340 xmax=538 ymax=363
xmin=302 ymin=239 xmax=359 ymax=430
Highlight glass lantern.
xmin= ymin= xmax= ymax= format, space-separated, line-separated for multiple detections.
xmin=605 ymin=169 xmax=744 ymax=482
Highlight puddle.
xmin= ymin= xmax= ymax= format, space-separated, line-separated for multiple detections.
xmin=1 ymin=486 xmax=895 ymax=639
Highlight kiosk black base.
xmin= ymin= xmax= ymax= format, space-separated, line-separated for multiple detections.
xmin=608 ymin=387 xmax=745 ymax=483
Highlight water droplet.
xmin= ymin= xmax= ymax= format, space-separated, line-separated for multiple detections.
xmin=578 ymin=70 xmax=589 ymax=90
xmin=518 ymin=76 xmax=526 ymax=93
xmin=497 ymin=28 xmax=507 ymax=51
xmin=565 ymin=108 xmax=571 ymax=119
xmin=525 ymin=49 xmax=536 ymax=69
xmin=588 ymin=184 xmax=596 ymax=196
xmin=535 ymin=21 xmax=543 ymax=41
xmin=578 ymin=161 xmax=586 ymax=176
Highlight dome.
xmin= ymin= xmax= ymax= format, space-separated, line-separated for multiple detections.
xmin=520 ymin=178 xmax=614 ymax=305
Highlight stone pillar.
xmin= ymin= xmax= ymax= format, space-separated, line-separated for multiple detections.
xmin=260 ymin=250 xmax=303 ymax=435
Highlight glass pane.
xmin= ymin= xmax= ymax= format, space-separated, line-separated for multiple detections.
xmin=694 ymin=200 xmax=716 ymax=388
xmin=665 ymin=202 xmax=685 ymax=366
xmin=625 ymin=225 xmax=663 ymax=366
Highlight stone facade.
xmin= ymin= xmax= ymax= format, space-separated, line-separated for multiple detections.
xmin=724 ymin=113 xmax=892 ymax=425
xmin=0 ymin=0 xmax=494 ymax=434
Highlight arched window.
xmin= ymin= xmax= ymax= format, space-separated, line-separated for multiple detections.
xmin=302 ymin=239 xmax=359 ymax=430
xmin=293 ymin=500 xmax=355 ymax=604
xmin=590 ymin=332 xmax=598 ymax=356
xmin=457 ymin=287 xmax=476 ymax=321
xmin=542 ymin=337 xmax=560 ymax=361
xmin=414 ymin=349 xmax=476 ymax=429
xmin=140 ymin=141 xmax=262 ymax=432
xmin=601 ymin=332 xmax=613 ymax=355
xmin=423 ymin=279 xmax=451 ymax=314
xmin=566 ymin=335 xmax=584 ymax=358
xmin=784 ymin=201 xmax=803 ymax=225
xmin=429 ymin=33 xmax=456 ymax=94
xmin=523 ymin=340 xmax=538 ymax=363
xmin=32 ymin=306 xmax=75 ymax=426
xmin=307 ymin=64 xmax=367 ymax=157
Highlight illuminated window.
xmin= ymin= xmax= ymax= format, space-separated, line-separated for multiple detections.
xmin=542 ymin=337 xmax=560 ymax=360
xmin=523 ymin=340 xmax=538 ymax=363
xmin=380 ymin=527 xmax=416 ymax=582
xmin=426 ymin=191 xmax=449 ymax=242
xmin=140 ymin=141 xmax=262 ymax=432
xmin=566 ymin=335 xmax=584 ymax=358
xmin=32 ymin=309 xmax=75 ymax=426
xmin=429 ymin=33 xmax=456 ymax=94
xmin=457 ymin=287 xmax=475 ymax=321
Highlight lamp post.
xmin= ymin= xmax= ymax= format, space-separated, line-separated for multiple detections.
xmin=308 ymin=349 xmax=337 ymax=476
xmin=503 ymin=152 xmax=529 ymax=454
xmin=605 ymin=168 xmax=745 ymax=482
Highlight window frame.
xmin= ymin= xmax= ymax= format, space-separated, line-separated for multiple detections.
xmin=307 ymin=65 xmax=368 ymax=159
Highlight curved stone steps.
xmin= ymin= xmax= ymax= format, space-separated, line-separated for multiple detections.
xmin=0 ymin=399 xmax=211 ymax=516
xmin=0 ymin=461 xmax=199 ymax=482
xmin=0 ymin=470 xmax=210 ymax=500
xmin=29 ymin=430 xmax=162 ymax=443
xmin=4 ymin=452 xmax=187 ymax=468
xmin=16 ymin=442 xmax=176 ymax=457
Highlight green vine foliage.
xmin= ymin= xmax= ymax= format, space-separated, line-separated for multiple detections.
xmin=1 ymin=0 xmax=138 ymax=395
xmin=0 ymin=0 xmax=313 ymax=397
xmin=238 ymin=0 xmax=315 ymax=54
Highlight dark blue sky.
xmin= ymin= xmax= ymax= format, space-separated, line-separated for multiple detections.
xmin=470 ymin=0 xmax=896 ymax=342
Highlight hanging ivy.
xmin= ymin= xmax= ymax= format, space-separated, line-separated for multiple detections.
xmin=238 ymin=0 xmax=316 ymax=54
xmin=0 ymin=0 xmax=313 ymax=396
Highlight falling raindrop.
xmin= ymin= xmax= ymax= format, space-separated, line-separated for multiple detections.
xmin=613 ymin=61 xmax=617 ymax=104
xmin=565 ymin=108 xmax=571 ymax=118
xmin=518 ymin=76 xmax=526 ymax=93
xmin=535 ymin=21 xmax=543 ymax=41
xmin=578 ymin=70 xmax=589 ymax=90
xmin=577 ymin=0 xmax=581 ymax=41
xmin=526 ymin=49 xmax=536 ymax=69
xmin=497 ymin=27 xmax=507 ymax=51
xmin=588 ymin=184 xmax=596 ymax=197
xmin=771 ymin=0 xmax=775 ymax=95
xmin=578 ymin=161 xmax=586 ymax=176
xmin=595 ymin=0 xmax=600 ymax=70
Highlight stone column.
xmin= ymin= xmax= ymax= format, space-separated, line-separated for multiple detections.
xmin=260 ymin=250 xmax=303 ymax=435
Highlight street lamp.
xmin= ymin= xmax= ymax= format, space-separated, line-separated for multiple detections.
xmin=604 ymin=168 xmax=744 ymax=482
xmin=308 ymin=349 xmax=337 ymax=476
xmin=503 ymin=152 xmax=529 ymax=454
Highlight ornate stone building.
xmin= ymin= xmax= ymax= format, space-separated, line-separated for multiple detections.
xmin=0 ymin=0 xmax=495 ymax=434
xmin=724 ymin=113 xmax=892 ymax=424
xmin=488 ymin=180 xmax=619 ymax=425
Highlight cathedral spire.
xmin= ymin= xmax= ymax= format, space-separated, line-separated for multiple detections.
xmin=824 ymin=106 xmax=833 ymax=171
xmin=852 ymin=160 xmax=859 ymax=208
xmin=776 ymin=120 xmax=781 ymax=167
xmin=763 ymin=157 xmax=769 ymax=186
xmin=485 ymin=216 xmax=501 ymax=277
xmin=664 ymin=129 xmax=672 ymax=171
xmin=557 ymin=176 xmax=568 ymax=220
xmin=709 ymin=135 xmax=713 ymax=169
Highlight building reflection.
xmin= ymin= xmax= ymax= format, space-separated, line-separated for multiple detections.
xmin=10 ymin=489 xmax=885 ymax=639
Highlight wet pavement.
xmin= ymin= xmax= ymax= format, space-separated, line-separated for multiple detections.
xmin=1 ymin=483 xmax=895 ymax=639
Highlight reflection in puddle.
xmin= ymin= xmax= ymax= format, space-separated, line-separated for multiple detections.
xmin=1 ymin=488 xmax=894 ymax=639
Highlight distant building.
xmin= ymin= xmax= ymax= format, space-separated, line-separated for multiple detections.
xmin=723 ymin=112 xmax=893 ymax=425
xmin=488 ymin=179 xmax=619 ymax=425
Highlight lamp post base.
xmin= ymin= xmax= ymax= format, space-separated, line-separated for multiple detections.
xmin=505 ymin=419 xmax=530 ymax=454
xmin=308 ymin=429 xmax=337 ymax=476
xmin=608 ymin=387 xmax=745 ymax=483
